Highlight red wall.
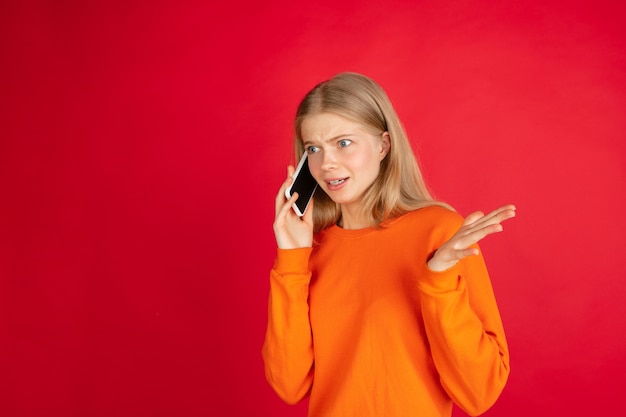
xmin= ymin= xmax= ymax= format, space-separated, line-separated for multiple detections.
xmin=1 ymin=1 xmax=625 ymax=416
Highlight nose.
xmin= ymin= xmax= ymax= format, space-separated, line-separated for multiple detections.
xmin=320 ymin=150 xmax=337 ymax=171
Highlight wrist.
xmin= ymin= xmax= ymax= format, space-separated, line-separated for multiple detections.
xmin=427 ymin=258 xmax=458 ymax=272
xmin=426 ymin=250 xmax=458 ymax=272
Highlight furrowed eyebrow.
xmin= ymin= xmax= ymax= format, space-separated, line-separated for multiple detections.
xmin=303 ymin=133 xmax=354 ymax=146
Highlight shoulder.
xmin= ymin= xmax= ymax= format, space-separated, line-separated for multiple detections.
xmin=390 ymin=205 xmax=463 ymax=246
xmin=398 ymin=205 xmax=463 ymax=228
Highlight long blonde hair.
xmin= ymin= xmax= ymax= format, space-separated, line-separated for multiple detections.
xmin=294 ymin=72 xmax=451 ymax=232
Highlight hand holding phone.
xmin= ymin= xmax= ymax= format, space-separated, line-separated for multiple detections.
xmin=285 ymin=152 xmax=318 ymax=217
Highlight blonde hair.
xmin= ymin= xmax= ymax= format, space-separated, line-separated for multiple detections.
xmin=294 ymin=72 xmax=451 ymax=232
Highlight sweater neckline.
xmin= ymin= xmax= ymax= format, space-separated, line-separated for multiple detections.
xmin=325 ymin=224 xmax=377 ymax=238
xmin=323 ymin=213 xmax=407 ymax=239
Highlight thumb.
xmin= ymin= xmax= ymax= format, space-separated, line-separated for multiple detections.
xmin=303 ymin=196 xmax=315 ymax=224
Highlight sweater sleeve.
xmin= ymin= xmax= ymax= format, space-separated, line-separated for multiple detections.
xmin=418 ymin=245 xmax=510 ymax=416
xmin=261 ymin=247 xmax=315 ymax=404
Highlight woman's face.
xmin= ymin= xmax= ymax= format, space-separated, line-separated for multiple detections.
xmin=301 ymin=112 xmax=390 ymax=212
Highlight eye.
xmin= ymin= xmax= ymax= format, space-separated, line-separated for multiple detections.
xmin=306 ymin=145 xmax=320 ymax=154
xmin=338 ymin=139 xmax=352 ymax=148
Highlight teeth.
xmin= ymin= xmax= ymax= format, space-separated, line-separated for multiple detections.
xmin=329 ymin=179 xmax=344 ymax=185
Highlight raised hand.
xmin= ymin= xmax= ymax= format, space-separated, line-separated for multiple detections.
xmin=273 ymin=166 xmax=315 ymax=249
xmin=427 ymin=205 xmax=516 ymax=272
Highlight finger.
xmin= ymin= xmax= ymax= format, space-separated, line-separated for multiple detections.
xmin=276 ymin=191 xmax=299 ymax=220
xmin=302 ymin=195 xmax=314 ymax=224
xmin=482 ymin=204 xmax=516 ymax=223
xmin=485 ymin=204 xmax=516 ymax=220
xmin=460 ymin=247 xmax=480 ymax=258
xmin=454 ymin=223 xmax=504 ymax=249
xmin=275 ymin=174 xmax=292 ymax=206
xmin=463 ymin=211 xmax=485 ymax=226
xmin=464 ymin=205 xmax=516 ymax=231
xmin=428 ymin=245 xmax=480 ymax=271
xmin=275 ymin=166 xmax=296 ymax=214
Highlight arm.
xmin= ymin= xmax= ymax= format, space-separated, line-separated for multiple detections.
xmin=419 ymin=249 xmax=509 ymax=416
xmin=262 ymin=166 xmax=316 ymax=404
xmin=419 ymin=205 xmax=515 ymax=415
xmin=262 ymin=248 xmax=315 ymax=404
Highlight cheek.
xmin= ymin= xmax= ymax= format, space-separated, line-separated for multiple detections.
xmin=354 ymin=150 xmax=381 ymax=178
xmin=307 ymin=157 xmax=322 ymax=181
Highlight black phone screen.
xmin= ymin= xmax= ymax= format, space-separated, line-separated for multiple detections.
xmin=291 ymin=157 xmax=318 ymax=214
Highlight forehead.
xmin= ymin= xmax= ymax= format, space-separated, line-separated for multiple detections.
xmin=300 ymin=112 xmax=367 ymax=141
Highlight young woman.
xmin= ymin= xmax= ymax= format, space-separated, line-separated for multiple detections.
xmin=263 ymin=72 xmax=515 ymax=417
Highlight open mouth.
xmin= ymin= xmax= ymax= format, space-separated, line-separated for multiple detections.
xmin=329 ymin=179 xmax=345 ymax=185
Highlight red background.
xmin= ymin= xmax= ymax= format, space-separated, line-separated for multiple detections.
xmin=1 ymin=1 xmax=625 ymax=416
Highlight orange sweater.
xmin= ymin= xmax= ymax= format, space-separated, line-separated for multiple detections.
xmin=262 ymin=206 xmax=509 ymax=416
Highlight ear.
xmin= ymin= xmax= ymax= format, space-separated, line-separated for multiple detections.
xmin=380 ymin=132 xmax=391 ymax=160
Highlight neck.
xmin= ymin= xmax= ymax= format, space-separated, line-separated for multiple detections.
xmin=338 ymin=205 xmax=369 ymax=230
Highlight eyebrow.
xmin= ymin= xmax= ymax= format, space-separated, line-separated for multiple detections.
xmin=303 ymin=133 xmax=354 ymax=146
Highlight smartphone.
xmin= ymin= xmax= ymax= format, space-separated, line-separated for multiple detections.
xmin=285 ymin=152 xmax=318 ymax=217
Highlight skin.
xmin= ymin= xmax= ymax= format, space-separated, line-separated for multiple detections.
xmin=302 ymin=112 xmax=390 ymax=229
xmin=274 ymin=112 xmax=516 ymax=272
